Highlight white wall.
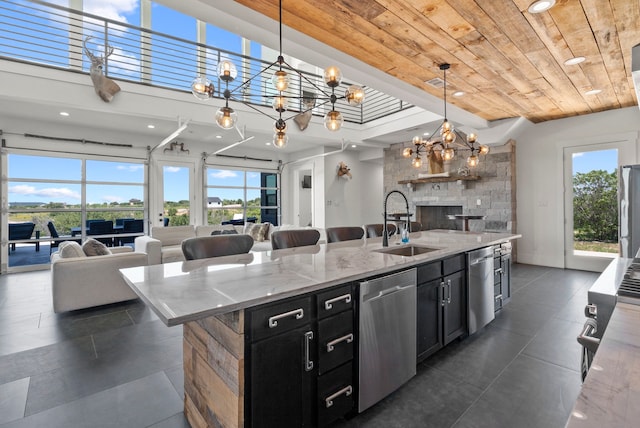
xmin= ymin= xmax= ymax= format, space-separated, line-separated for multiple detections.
xmin=516 ymin=107 xmax=640 ymax=268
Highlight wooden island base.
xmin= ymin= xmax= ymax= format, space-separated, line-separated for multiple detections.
xmin=183 ymin=311 xmax=245 ymax=428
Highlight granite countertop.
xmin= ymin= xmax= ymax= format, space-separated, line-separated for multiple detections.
xmin=566 ymin=301 xmax=640 ymax=427
xmin=120 ymin=230 xmax=520 ymax=326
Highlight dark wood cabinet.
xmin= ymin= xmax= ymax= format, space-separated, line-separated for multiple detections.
xmin=246 ymin=284 xmax=356 ymax=428
xmin=417 ymin=255 xmax=467 ymax=361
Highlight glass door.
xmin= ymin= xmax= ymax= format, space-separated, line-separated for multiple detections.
xmin=563 ymin=142 xmax=628 ymax=271
xmin=157 ymin=162 xmax=193 ymax=227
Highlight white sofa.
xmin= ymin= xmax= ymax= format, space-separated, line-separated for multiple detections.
xmin=51 ymin=246 xmax=149 ymax=313
xmin=135 ymin=224 xmax=325 ymax=265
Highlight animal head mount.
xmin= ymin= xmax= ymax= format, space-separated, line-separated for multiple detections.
xmin=337 ymin=161 xmax=352 ymax=178
xmin=83 ymin=36 xmax=121 ymax=103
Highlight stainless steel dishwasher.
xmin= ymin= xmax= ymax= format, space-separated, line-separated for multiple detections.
xmin=359 ymin=268 xmax=417 ymax=412
xmin=467 ymin=247 xmax=495 ymax=334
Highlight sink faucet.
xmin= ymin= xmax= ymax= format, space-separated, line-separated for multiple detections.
xmin=383 ymin=190 xmax=410 ymax=247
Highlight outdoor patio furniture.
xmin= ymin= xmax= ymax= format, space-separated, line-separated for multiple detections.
xmin=117 ymin=219 xmax=144 ymax=245
xmin=47 ymin=221 xmax=80 ymax=254
xmin=8 ymin=222 xmax=38 ymax=251
xmin=86 ymin=220 xmax=115 ymax=246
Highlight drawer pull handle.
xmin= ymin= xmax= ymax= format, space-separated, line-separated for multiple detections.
xmin=268 ymin=308 xmax=304 ymax=328
xmin=324 ymin=293 xmax=352 ymax=310
xmin=327 ymin=333 xmax=354 ymax=352
xmin=325 ymin=385 xmax=353 ymax=408
xmin=495 ymin=268 xmax=503 ymax=274
xmin=304 ymin=331 xmax=314 ymax=371
xmin=495 ymin=294 xmax=502 ymax=301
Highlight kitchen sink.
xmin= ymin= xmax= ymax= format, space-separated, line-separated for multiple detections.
xmin=372 ymin=244 xmax=440 ymax=257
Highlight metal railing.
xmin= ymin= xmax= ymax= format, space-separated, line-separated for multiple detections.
xmin=0 ymin=0 xmax=412 ymax=124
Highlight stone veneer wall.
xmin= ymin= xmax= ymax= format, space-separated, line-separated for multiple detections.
xmin=383 ymin=140 xmax=516 ymax=234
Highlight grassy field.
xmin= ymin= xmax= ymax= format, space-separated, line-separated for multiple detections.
xmin=574 ymin=241 xmax=618 ymax=253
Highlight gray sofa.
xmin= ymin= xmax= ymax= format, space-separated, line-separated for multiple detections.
xmin=51 ymin=246 xmax=149 ymax=313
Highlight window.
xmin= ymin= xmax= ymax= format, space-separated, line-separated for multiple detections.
xmin=5 ymin=153 xmax=145 ymax=269
xmin=206 ymin=168 xmax=279 ymax=225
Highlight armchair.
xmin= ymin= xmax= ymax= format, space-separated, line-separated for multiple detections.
xmin=8 ymin=222 xmax=38 ymax=251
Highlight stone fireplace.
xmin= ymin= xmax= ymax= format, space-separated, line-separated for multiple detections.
xmin=383 ymin=141 xmax=516 ymax=234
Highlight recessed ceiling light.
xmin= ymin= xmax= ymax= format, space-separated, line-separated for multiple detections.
xmin=423 ymin=132 xmax=430 ymax=136
xmin=215 ymin=135 xmax=222 ymax=139
xmin=528 ymin=0 xmax=556 ymax=13
xmin=147 ymin=124 xmax=155 ymax=129
xmin=564 ymin=56 xmax=585 ymax=66
xmin=265 ymin=142 xmax=271 ymax=146
xmin=59 ymin=111 xmax=69 ymax=117
xmin=351 ymin=144 xmax=357 ymax=148
xmin=585 ymin=89 xmax=602 ymax=95
xmin=453 ymin=91 xmax=465 ymax=97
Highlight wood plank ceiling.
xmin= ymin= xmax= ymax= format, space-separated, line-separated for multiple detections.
xmin=233 ymin=0 xmax=640 ymax=124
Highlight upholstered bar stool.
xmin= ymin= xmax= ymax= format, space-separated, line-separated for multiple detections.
xmin=271 ymin=229 xmax=321 ymax=250
xmin=181 ymin=234 xmax=254 ymax=260
xmin=364 ymin=223 xmax=396 ymax=238
xmin=326 ymin=226 xmax=365 ymax=243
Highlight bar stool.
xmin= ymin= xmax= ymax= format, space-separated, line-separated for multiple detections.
xmin=326 ymin=226 xmax=365 ymax=243
xmin=364 ymin=223 xmax=396 ymax=238
xmin=271 ymin=229 xmax=321 ymax=250
xmin=181 ymin=235 xmax=254 ymax=260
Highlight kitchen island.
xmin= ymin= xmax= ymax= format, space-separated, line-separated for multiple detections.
xmin=120 ymin=230 xmax=520 ymax=428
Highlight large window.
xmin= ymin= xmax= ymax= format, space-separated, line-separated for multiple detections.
xmin=206 ymin=168 xmax=279 ymax=225
xmin=5 ymin=153 xmax=145 ymax=269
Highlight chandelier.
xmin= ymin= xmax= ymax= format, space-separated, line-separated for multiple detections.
xmin=190 ymin=0 xmax=365 ymax=149
xmin=402 ymin=63 xmax=488 ymax=168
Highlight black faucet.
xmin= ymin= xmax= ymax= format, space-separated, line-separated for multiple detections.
xmin=383 ymin=190 xmax=410 ymax=247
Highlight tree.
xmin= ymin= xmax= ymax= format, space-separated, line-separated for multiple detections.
xmin=573 ymin=169 xmax=617 ymax=242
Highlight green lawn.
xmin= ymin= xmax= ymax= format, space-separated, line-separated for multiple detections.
xmin=574 ymin=241 xmax=618 ymax=253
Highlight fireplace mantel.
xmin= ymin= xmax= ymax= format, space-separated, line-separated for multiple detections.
xmin=398 ymin=175 xmax=480 ymax=185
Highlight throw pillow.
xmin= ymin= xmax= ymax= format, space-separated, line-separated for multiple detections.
xmin=58 ymin=241 xmax=86 ymax=259
xmin=82 ymin=238 xmax=112 ymax=257
xmin=247 ymin=222 xmax=270 ymax=242
xmin=211 ymin=229 xmax=238 ymax=235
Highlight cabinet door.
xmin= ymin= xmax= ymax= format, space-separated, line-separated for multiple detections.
xmin=417 ymin=278 xmax=443 ymax=361
xmin=443 ymin=270 xmax=466 ymax=346
xmin=249 ymin=325 xmax=315 ymax=428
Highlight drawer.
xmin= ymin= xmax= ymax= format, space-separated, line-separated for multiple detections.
xmin=248 ymin=295 xmax=313 ymax=341
xmin=494 ymin=267 xmax=502 ymax=285
xmin=318 ymin=310 xmax=354 ymax=375
xmin=317 ymin=284 xmax=354 ymax=319
xmin=443 ymin=254 xmax=465 ymax=276
xmin=417 ymin=260 xmax=442 ymax=283
xmin=317 ymin=362 xmax=354 ymax=427
xmin=494 ymin=294 xmax=503 ymax=312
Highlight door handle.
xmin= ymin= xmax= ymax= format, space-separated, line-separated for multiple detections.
xmin=268 ymin=308 xmax=304 ymax=328
xmin=327 ymin=333 xmax=354 ymax=352
xmin=325 ymin=385 xmax=353 ymax=408
xmin=441 ymin=281 xmax=446 ymax=306
xmin=447 ymin=279 xmax=452 ymax=304
xmin=324 ymin=293 xmax=352 ymax=310
xmin=304 ymin=331 xmax=314 ymax=371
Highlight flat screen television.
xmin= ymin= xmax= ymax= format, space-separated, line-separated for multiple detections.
xmin=302 ymin=175 xmax=312 ymax=189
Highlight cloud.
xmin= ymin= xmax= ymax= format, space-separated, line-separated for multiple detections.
xmin=9 ymin=185 xmax=81 ymax=200
xmin=165 ymin=167 xmax=182 ymax=173
xmin=210 ymin=170 xmax=238 ymax=179
xmin=116 ymin=164 xmax=144 ymax=172
xmin=83 ymin=0 xmax=138 ymax=23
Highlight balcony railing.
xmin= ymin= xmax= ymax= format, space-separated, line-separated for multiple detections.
xmin=0 ymin=0 xmax=412 ymax=124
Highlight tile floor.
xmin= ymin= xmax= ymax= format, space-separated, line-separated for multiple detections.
xmin=0 ymin=263 xmax=598 ymax=427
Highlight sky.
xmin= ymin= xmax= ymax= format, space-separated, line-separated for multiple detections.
xmin=572 ymin=148 xmax=618 ymax=174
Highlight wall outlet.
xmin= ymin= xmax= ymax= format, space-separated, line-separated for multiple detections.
xmin=476 ymin=199 xmax=481 ymax=206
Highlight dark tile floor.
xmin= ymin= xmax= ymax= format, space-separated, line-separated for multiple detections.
xmin=0 ymin=264 xmax=598 ymax=427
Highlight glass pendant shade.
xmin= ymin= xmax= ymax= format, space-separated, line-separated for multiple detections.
xmin=324 ymin=110 xmax=343 ymax=131
xmin=467 ymin=154 xmax=479 ymax=167
xmin=345 ymin=85 xmax=365 ymax=106
xmin=272 ymin=70 xmax=289 ymax=91
xmin=402 ymin=147 xmax=413 ymax=158
xmin=272 ymin=95 xmax=288 ymax=112
xmin=191 ymin=76 xmax=213 ymax=100
xmin=273 ymin=131 xmax=288 ymax=148
xmin=412 ymin=136 xmax=423 ymax=145
xmin=215 ymin=106 xmax=237 ymax=130
xmin=411 ymin=157 xmax=422 ymax=168
xmin=324 ymin=66 xmax=342 ymax=88
xmin=442 ymin=147 xmax=455 ymax=161
xmin=217 ymin=60 xmax=237 ymax=82
xmin=467 ymin=133 xmax=478 ymax=144
xmin=479 ymin=145 xmax=490 ymax=155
